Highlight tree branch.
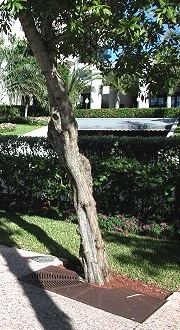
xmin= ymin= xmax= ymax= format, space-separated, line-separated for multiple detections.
xmin=36 ymin=2 xmax=118 ymax=48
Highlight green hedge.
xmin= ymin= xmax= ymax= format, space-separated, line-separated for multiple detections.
xmin=74 ymin=107 xmax=180 ymax=118
xmin=78 ymin=135 xmax=179 ymax=161
xmin=1 ymin=104 xmax=180 ymax=119
xmin=0 ymin=135 xmax=179 ymax=223
xmin=0 ymin=104 xmax=48 ymax=117
xmin=0 ymin=116 xmax=49 ymax=126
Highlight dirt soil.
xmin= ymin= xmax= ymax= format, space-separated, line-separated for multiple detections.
xmin=103 ymin=270 xmax=172 ymax=299
xmin=65 ymin=262 xmax=172 ymax=300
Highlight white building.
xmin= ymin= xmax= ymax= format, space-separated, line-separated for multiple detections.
xmin=68 ymin=54 xmax=180 ymax=110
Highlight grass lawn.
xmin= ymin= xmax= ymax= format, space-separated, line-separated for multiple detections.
xmin=0 ymin=210 xmax=179 ymax=291
xmin=174 ymin=125 xmax=180 ymax=136
xmin=0 ymin=124 xmax=41 ymax=135
xmin=174 ymin=120 xmax=180 ymax=136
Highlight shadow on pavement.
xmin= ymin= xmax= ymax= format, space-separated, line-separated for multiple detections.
xmin=0 ymin=211 xmax=76 ymax=330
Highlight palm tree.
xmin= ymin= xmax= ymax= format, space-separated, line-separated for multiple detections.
xmin=59 ymin=62 xmax=101 ymax=108
xmin=0 ymin=37 xmax=48 ymax=116
xmin=102 ymin=71 xmax=138 ymax=108
xmin=1 ymin=37 xmax=101 ymax=113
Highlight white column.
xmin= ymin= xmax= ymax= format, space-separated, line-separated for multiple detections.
xmin=137 ymin=82 xmax=149 ymax=108
xmin=137 ymin=96 xmax=149 ymax=108
xmin=90 ymin=76 xmax=102 ymax=109
xmin=167 ymin=95 xmax=172 ymax=108
xmin=109 ymin=87 xmax=115 ymax=108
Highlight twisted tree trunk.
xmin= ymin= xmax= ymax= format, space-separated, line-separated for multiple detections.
xmin=19 ymin=12 xmax=109 ymax=285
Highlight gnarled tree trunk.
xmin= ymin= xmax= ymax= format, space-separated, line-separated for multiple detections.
xmin=19 ymin=12 xmax=109 ymax=285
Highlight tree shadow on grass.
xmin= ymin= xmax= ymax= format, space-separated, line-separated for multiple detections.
xmin=0 ymin=219 xmax=20 ymax=248
xmin=103 ymin=231 xmax=180 ymax=282
xmin=0 ymin=210 xmax=83 ymax=275
xmin=0 ymin=214 xmax=75 ymax=329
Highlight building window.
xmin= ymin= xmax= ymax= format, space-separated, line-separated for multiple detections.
xmin=177 ymin=96 xmax=180 ymax=107
xmin=149 ymin=97 xmax=157 ymax=107
xmin=149 ymin=96 xmax=166 ymax=107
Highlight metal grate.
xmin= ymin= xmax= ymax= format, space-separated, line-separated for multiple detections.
xmin=19 ymin=266 xmax=169 ymax=323
xmin=20 ymin=266 xmax=80 ymax=289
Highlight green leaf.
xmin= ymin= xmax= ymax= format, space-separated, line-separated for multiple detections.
xmin=102 ymin=8 xmax=112 ymax=16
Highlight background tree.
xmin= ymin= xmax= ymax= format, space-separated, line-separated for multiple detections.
xmin=0 ymin=35 xmax=7 ymax=102
xmin=58 ymin=62 xmax=101 ymax=108
xmin=1 ymin=37 xmax=100 ymax=114
xmin=0 ymin=35 xmax=5 ymax=63
xmin=0 ymin=0 xmax=179 ymax=285
xmin=111 ymin=16 xmax=180 ymax=99
xmin=0 ymin=37 xmax=47 ymax=116
xmin=102 ymin=71 xmax=139 ymax=108
xmin=146 ymin=29 xmax=180 ymax=98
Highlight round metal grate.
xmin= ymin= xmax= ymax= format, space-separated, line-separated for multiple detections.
xmin=21 ymin=266 xmax=80 ymax=289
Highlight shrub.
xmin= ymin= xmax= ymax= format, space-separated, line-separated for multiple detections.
xmin=1 ymin=104 xmax=180 ymax=119
xmin=74 ymin=107 xmax=180 ymax=118
xmin=0 ymin=123 xmax=16 ymax=133
xmin=98 ymin=213 xmax=176 ymax=239
xmin=56 ymin=210 xmax=177 ymax=240
xmin=30 ymin=116 xmax=50 ymax=125
xmin=0 ymin=116 xmax=50 ymax=126
xmin=0 ymin=105 xmax=20 ymax=117
xmin=0 ymin=104 xmax=48 ymax=117
xmin=0 ymin=135 xmax=179 ymax=224
xmin=14 ymin=116 xmax=50 ymax=126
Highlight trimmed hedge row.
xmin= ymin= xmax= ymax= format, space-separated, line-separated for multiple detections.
xmin=0 ymin=104 xmax=48 ymax=117
xmin=74 ymin=107 xmax=180 ymax=118
xmin=0 ymin=135 xmax=179 ymax=223
xmin=0 ymin=116 xmax=50 ymax=126
xmin=0 ymin=104 xmax=180 ymax=119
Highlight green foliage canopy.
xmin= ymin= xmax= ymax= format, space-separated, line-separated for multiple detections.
xmin=0 ymin=0 xmax=179 ymax=81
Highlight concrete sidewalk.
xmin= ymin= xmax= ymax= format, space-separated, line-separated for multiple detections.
xmin=22 ymin=118 xmax=179 ymax=137
xmin=0 ymin=245 xmax=180 ymax=330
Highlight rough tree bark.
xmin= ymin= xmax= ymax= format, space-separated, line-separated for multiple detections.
xmin=19 ymin=12 xmax=109 ymax=285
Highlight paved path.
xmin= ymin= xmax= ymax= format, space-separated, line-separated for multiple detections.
xmin=22 ymin=118 xmax=179 ymax=137
xmin=0 ymin=245 xmax=180 ymax=330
